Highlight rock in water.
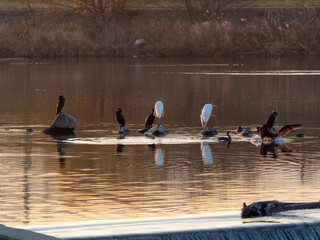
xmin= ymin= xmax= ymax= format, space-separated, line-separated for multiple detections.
xmin=138 ymin=126 xmax=152 ymax=134
xmin=43 ymin=112 xmax=77 ymax=134
xmin=119 ymin=126 xmax=130 ymax=135
xmin=241 ymin=200 xmax=320 ymax=218
xmin=201 ymin=126 xmax=218 ymax=137
xmin=144 ymin=124 xmax=169 ymax=137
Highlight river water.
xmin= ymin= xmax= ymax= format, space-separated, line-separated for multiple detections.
xmin=1 ymin=57 xmax=320 ymax=237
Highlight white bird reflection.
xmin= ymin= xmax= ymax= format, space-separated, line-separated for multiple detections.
xmin=155 ymin=147 xmax=164 ymax=166
xmin=201 ymin=142 xmax=213 ymax=165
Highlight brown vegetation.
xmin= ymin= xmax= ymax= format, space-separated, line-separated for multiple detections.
xmin=0 ymin=3 xmax=319 ymax=57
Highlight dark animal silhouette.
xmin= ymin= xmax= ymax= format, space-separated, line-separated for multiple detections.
xmin=258 ymin=124 xmax=301 ymax=139
xmin=265 ymin=109 xmax=278 ymax=129
xmin=56 ymin=95 xmax=65 ymax=115
xmin=115 ymin=108 xmax=126 ymax=127
xmin=218 ymin=131 xmax=232 ymax=142
xmin=145 ymin=108 xmax=155 ymax=128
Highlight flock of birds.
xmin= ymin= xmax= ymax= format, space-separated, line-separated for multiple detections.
xmin=55 ymin=96 xmax=301 ymax=143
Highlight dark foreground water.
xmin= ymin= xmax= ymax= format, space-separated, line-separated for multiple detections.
xmin=0 ymin=57 xmax=320 ymax=238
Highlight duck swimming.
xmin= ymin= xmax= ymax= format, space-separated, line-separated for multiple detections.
xmin=237 ymin=126 xmax=253 ymax=137
xmin=218 ymin=131 xmax=232 ymax=142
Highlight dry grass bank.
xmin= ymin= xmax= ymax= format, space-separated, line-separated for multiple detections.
xmin=0 ymin=8 xmax=319 ymax=58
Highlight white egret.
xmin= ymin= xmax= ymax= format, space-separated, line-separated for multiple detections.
xmin=200 ymin=104 xmax=214 ymax=128
xmin=154 ymin=101 xmax=164 ymax=121
xmin=134 ymin=38 xmax=146 ymax=46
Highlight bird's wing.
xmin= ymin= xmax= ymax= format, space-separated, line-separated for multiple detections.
xmin=279 ymin=144 xmax=296 ymax=153
xmin=154 ymin=101 xmax=164 ymax=118
xmin=278 ymin=124 xmax=301 ymax=137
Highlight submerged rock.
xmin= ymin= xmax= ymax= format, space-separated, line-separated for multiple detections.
xmin=201 ymin=126 xmax=218 ymax=137
xmin=144 ymin=124 xmax=169 ymax=138
xmin=138 ymin=126 xmax=152 ymax=134
xmin=241 ymin=200 xmax=320 ymax=218
xmin=119 ymin=126 xmax=130 ymax=135
xmin=43 ymin=112 xmax=77 ymax=134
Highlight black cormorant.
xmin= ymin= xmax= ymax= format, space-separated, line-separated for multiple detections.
xmin=115 ymin=108 xmax=126 ymax=127
xmin=56 ymin=95 xmax=65 ymax=115
xmin=259 ymin=124 xmax=301 ymax=139
xmin=145 ymin=108 xmax=155 ymax=128
xmin=265 ymin=109 xmax=278 ymax=129
xmin=218 ymin=131 xmax=232 ymax=142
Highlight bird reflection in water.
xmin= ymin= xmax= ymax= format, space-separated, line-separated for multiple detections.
xmin=50 ymin=133 xmax=76 ymax=167
xmin=201 ymin=142 xmax=213 ymax=165
xmin=259 ymin=142 xmax=296 ymax=159
xmin=155 ymin=146 xmax=164 ymax=166
xmin=116 ymin=144 xmax=124 ymax=153
xmin=148 ymin=144 xmax=165 ymax=166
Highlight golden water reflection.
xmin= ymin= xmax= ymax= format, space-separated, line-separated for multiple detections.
xmin=0 ymin=57 xmax=319 ymax=226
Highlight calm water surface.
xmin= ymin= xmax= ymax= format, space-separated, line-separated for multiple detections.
xmin=0 ymin=57 xmax=320 ymax=227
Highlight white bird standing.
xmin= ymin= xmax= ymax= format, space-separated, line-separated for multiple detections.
xmin=200 ymin=104 xmax=214 ymax=128
xmin=154 ymin=101 xmax=164 ymax=123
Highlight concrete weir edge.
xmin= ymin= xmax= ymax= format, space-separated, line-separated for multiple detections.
xmin=0 ymin=224 xmax=59 ymax=240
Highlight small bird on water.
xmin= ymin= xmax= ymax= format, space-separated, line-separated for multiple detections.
xmin=56 ymin=95 xmax=65 ymax=115
xmin=115 ymin=108 xmax=126 ymax=127
xmin=218 ymin=131 xmax=232 ymax=142
xmin=145 ymin=108 xmax=155 ymax=128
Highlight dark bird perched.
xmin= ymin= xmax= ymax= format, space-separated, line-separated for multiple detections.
xmin=145 ymin=108 xmax=155 ymax=128
xmin=115 ymin=108 xmax=126 ymax=127
xmin=218 ymin=131 xmax=232 ymax=142
xmin=265 ymin=109 xmax=278 ymax=129
xmin=258 ymin=124 xmax=301 ymax=139
xmin=56 ymin=95 xmax=65 ymax=115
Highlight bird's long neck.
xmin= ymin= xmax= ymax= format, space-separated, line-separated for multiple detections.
xmin=227 ymin=132 xmax=231 ymax=140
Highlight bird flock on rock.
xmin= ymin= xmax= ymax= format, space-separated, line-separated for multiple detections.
xmin=55 ymin=96 xmax=302 ymax=142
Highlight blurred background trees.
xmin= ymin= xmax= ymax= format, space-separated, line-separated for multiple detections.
xmin=22 ymin=0 xmax=127 ymax=19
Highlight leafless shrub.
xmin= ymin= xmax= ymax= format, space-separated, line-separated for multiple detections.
xmin=1 ymin=4 xmax=320 ymax=58
xmin=25 ymin=0 xmax=127 ymax=19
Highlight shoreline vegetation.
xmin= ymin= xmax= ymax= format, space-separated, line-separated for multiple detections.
xmin=1 ymin=1 xmax=320 ymax=57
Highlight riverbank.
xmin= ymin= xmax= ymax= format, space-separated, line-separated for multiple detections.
xmin=0 ymin=4 xmax=319 ymax=57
